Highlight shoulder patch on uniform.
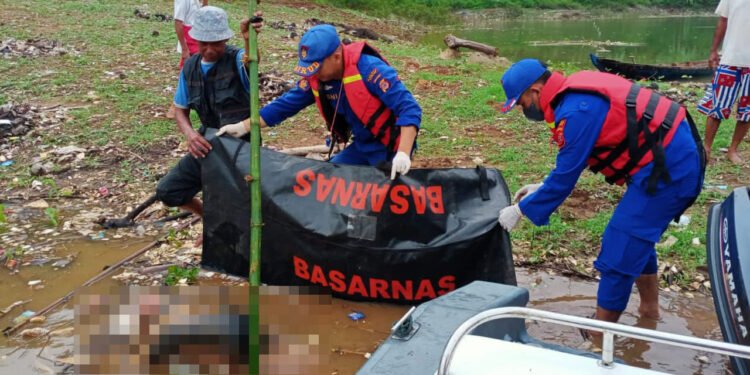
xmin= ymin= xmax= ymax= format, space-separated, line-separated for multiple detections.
xmin=552 ymin=119 xmax=566 ymax=148
xmin=379 ymin=79 xmax=390 ymax=93
xmin=297 ymin=79 xmax=310 ymax=92
xmin=366 ymin=68 xmax=379 ymax=83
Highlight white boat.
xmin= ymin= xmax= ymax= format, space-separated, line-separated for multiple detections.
xmin=359 ymin=187 xmax=750 ymax=375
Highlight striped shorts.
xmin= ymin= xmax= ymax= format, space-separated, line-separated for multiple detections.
xmin=697 ymin=65 xmax=750 ymax=122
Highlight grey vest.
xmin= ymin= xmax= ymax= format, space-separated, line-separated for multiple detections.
xmin=183 ymin=45 xmax=250 ymax=132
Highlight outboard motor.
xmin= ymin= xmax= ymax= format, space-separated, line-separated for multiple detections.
xmin=707 ymin=186 xmax=750 ymax=375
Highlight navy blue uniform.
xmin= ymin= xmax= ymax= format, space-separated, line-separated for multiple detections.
xmin=519 ymin=92 xmax=702 ymax=312
xmin=260 ymin=54 xmax=422 ymax=165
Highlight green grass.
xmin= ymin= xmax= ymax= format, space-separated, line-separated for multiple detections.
xmin=44 ymin=207 xmax=60 ymax=227
xmin=165 ymin=265 xmax=199 ymax=286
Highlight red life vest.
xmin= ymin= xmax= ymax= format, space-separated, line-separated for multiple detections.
xmin=306 ymin=42 xmax=401 ymax=151
xmin=539 ymin=71 xmax=685 ymax=191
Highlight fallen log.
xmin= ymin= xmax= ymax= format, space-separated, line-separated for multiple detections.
xmin=444 ymin=34 xmax=498 ymax=57
xmin=279 ymin=145 xmax=331 ymax=156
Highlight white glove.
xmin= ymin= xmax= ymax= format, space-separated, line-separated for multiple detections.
xmin=216 ymin=120 xmax=249 ymax=138
xmin=514 ymin=183 xmax=543 ymax=202
xmin=498 ymin=204 xmax=523 ymax=232
xmin=390 ymin=151 xmax=411 ymax=180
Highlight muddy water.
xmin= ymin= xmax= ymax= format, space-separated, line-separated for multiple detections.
xmin=0 ymin=238 xmax=153 ymax=373
xmin=518 ymin=270 xmax=729 ymax=374
xmin=0 ymin=239 xmax=152 ymax=340
xmin=0 ymin=262 xmax=730 ymax=374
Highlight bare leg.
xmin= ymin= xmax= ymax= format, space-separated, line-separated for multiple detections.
xmin=635 ymin=274 xmax=660 ymax=319
xmin=704 ymin=116 xmax=721 ymax=163
xmin=595 ymin=306 xmax=623 ymax=323
xmin=727 ymin=120 xmax=749 ymax=165
xmin=584 ymin=306 xmax=624 ymax=342
xmin=180 ymin=198 xmax=203 ymax=246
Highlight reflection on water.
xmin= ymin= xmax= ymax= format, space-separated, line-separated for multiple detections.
xmin=422 ymin=16 xmax=717 ymax=66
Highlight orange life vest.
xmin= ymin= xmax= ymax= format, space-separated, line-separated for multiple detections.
xmin=306 ymin=42 xmax=401 ymax=151
xmin=540 ymin=71 xmax=685 ymax=192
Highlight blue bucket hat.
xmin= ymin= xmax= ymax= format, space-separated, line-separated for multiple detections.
xmin=294 ymin=25 xmax=341 ymax=77
xmin=500 ymin=59 xmax=548 ymax=113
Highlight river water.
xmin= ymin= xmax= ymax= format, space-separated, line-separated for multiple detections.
xmin=423 ymin=15 xmax=717 ymax=66
xmin=0 ymin=266 xmax=728 ymax=374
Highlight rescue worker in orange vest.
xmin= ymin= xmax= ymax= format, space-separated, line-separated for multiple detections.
xmin=217 ymin=24 xmax=422 ymax=180
xmin=497 ymin=59 xmax=705 ymax=332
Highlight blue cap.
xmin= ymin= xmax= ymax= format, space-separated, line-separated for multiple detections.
xmin=294 ymin=25 xmax=341 ymax=77
xmin=500 ymin=59 xmax=548 ymax=113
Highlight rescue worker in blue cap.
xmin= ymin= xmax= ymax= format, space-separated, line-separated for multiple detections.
xmin=497 ymin=59 xmax=705 ymax=333
xmin=217 ymin=24 xmax=422 ymax=180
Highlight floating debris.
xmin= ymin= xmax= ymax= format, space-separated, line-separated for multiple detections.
xmin=0 ymin=300 xmax=30 ymax=316
xmin=50 ymin=327 xmax=74 ymax=337
xmin=12 ymin=310 xmax=36 ymax=325
xmin=20 ymin=327 xmax=49 ymax=338
xmin=52 ymin=257 xmax=73 ymax=269
xmin=90 ymin=231 xmax=106 ymax=241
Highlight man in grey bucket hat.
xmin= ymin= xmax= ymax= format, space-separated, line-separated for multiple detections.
xmin=156 ymin=6 xmax=262 ymax=245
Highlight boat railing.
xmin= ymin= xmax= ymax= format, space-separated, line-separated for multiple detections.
xmin=437 ymin=306 xmax=750 ymax=375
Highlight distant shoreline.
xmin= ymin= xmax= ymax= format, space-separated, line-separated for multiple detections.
xmin=454 ymin=7 xmax=716 ymax=22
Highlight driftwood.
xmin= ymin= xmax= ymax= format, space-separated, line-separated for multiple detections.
xmin=136 ymin=263 xmax=183 ymax=275
xmin=279 ymin=145 xmax=331 ymax=156
xmin=444 ymin=34 xmax=498 ymax=57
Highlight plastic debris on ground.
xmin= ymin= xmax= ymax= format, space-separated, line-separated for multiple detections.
xmin=670 ymin=215 xmax=690 ymax=227
xmin=20 ymin=327 xmax=49 ymax=338
xmin=90 ymin=231 xmax=106 ymax=240
xmin=12 ymin=310 xmax=36 ymax=325
xmin=348 ymin=311 xmax=366 ymax=321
